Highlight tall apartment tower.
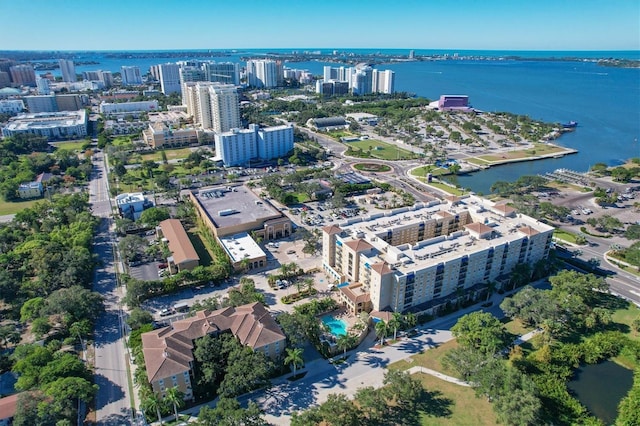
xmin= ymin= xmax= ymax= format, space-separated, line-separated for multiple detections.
xmin=373 ymin=69 xmax=395 ymax=94
xmin=121 ymin=66 xmax=142 ymax=85
xmin=185 ymin=82 xmax=240 ymax=133
xmin=58 ymin=59 xmax=77 ymax=82
xmin=246 ymin=59 xmax=279 ymax=88
xmin=208 ymin=83 xmax=241 ymax=133
xmin=99 ymin=71 xmax=114 ymax=88
xmin=351 ymin=65 xmax=373 ymax=95
xmin=9 ymin=65 xmax=36 ymax=86
xmin=158 ymin=63 xmax=181 ymax=95
xmin=203 ymin=62 xmax=240 ymax=85
xmin=36 ymin=77 xmax=51 ymax=95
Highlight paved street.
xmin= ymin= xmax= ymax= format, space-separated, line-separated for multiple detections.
xmin=90 ymin=152 xmax=134 ymax=425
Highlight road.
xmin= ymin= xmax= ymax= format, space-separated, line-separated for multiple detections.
xmin=90 ymin=151 xmax=134 ymax=425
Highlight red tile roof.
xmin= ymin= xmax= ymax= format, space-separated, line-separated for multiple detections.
xmin=142 ymin=303 xmax=285 ymax=383
xmin=159 ymin=219 xmax=200 ymax=266
xmin=344 ymin=239 xmax=374 ymax=252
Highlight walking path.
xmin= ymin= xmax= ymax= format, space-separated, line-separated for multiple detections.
xmin=150 ymin=282 xmax=551 ymax=425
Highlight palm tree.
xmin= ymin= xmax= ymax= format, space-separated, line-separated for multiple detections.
xmin=144 ymin=392 xmax=165 ymax=425
xmin=164 ymin=386 xmax=184 ymax=422
xmin=337 ymin=333 xmax=356 ymax=357
xmin=404 ymin=312 xmax=417 ymax=330
xmin=375 ymin=320 xmax=389 ymax=346
xmin=389 ymin=313 xmax=402 ymax=341
xmin=304 ymin=278 xmax=314 ymax=294
xmin=284 ymin=347 xmax=304 ymax=378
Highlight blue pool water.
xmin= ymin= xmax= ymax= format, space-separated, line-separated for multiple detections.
xmin=321 ymin=315 xmax=347 ymax=336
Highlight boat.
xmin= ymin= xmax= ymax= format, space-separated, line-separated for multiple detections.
xmin=562 ymin=121 xmax=578 ymax=129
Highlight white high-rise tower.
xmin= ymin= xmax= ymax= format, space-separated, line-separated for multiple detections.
xmin=58 ymin=59 xmax=77 ymax=82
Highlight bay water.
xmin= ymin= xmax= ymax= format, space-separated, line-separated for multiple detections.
xmin=47 ymin=49 xmax=639 ymax=193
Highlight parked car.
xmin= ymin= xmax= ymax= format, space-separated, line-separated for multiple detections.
xmin=158 ymin=263 xmax=168 ymax=269
xmin=159 ymin=308 xmax=173 ymax=317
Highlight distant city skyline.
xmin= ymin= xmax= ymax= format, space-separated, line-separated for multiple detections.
xmin=1 ymin=0 xmax=638 ymax=51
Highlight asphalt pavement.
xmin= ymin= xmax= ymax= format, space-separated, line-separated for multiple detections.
xmin=90 ymin=152 xmax=135 ymax=425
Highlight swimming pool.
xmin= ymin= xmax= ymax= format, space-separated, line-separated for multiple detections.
xmin=321 ymin=315 xmax=347 ymax=336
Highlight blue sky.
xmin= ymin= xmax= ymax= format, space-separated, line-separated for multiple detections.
xmin=1 ymin=0 xmax=638 ymax=51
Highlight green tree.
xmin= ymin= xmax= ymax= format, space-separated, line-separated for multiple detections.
xmin=354 ymin=386 xmax=387 ymax=423
xmin=317 ymin=393 xmax=363 ymax=426
xmin=127 ymin=307 xmax=154 ymax=330
xmin=119 ymin=234 xmax=148 ymax=262
xmin=284 ymin=347 xmax=304 ymax=377
xmin=43 ymin=376 xmax=98 ymax=420
xmin=451 ymin=311 xmax=508 ymax=355
xmin=375 ymin=320 xmax=389 ymax=346
xmin=196 ymin=398 xmax=266 ymax=426
xmin=383 ymin=369 xmax=423 ymax=409
xmin=494 ymin=388 xmax=542 ymax=426
xmin=389 ymin=312 xmax=402 ymax=340
xmin=336 ymin=333 xmax=356 ymax=357
xmin=143 ymin=392 xmax=166 ymax=425
xmin=509 ymin=262 xmax=532 ymax=291
xmin=219 ymin=344 xmax=272 ymax=398
xmin=617 ymin=369 xmax=640 ymax=426
xmin=165 ymin=386 xmax=185 ymax=422
xmin=138 ymin=207 xmax=170 ymax=226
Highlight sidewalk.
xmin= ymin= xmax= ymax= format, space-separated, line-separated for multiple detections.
xmin=152 ymin=280 xmax=545 ymax=425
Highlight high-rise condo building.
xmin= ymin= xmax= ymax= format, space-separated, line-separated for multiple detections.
xmin=322 ymin=196 xmax=553 ymax=315
xmin=9 ymin=65 xmax=36 ymax=87
xmin=158 ymin=63 xmax=181 ymax=95
xmin=121 ymin=66 xmax=142 ymax=85
xmin=184 ymin=82 xmax=240 ymax=132
xmin=203 ymin=62 xmax=240 ymax=85
xmin=214 ymin=124 xmax=294 ymax=166
xmin=99 ymin=71 xmax=114 ymax=88
xmin=58 ymin=59 xmax=77 ymax=82
xmin=36 ymin=77 xmax=51 ymax=95
xmin=321 ymin=65 xmax=395 ymax=95
xmin=372 ymin=69 xmax=395 ymax=94
xmin=246 ymin=59 xmax=279 ymax=88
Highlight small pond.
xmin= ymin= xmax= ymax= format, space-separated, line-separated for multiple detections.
xmin=567 ymin=360 xmax=633 ymax=425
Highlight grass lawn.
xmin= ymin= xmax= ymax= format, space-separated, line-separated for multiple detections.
xmin=472 ymin=144 xmax=571 ymax=163
xmin=111 ymin=136 xmax=134 ymax=147
xmin=140 ymin=147 xmax=194 ymax=162
xmin=553 ymin=229 xmax=579 ymax=244
xmin=187 ymin=229 xmax=213 ymax=267
xmin=502 ymin=318 xmax=533 ymax=337
xmin=411 ymin=165 xmax=449 ymax=177
xmin=388 ymin=339 xmax=460 ymax=377
xmin=50 ymin=140 xmax=89 ymax=151
xmin=414 ymin=373 xmax=498 ymax=426
xmin=346 ymin=139 xmax=415 ymax=160
xmin=424 ymin=181 xmax=466 ymax=196
xmin=353 ymin=162 xmax=392 ymax=172
xmin=0 ymin=198 xmax=41 ymax=215
xmin=465 ymin=157 xmax=491 ymax=165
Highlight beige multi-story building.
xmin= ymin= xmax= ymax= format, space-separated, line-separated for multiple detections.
xmin=190 ymin=185 xmax=292 ymax=242
xmin=142 ymin=122 xmax=199 ymax=149
xmin=183 ymin=82 xmax=240 ymax=132
xmin=141 ymin=303 xmax=286 ymax=401
xmin=322 ymin=195 xmax=553 ymax=315
xmin=158 ymin=219 xmax=200 ymax=273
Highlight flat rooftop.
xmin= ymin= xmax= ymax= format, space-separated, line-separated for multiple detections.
xmin=192 ymin=185 xmax=281 ymax=230
xmin=4 ymin=110 xmax=86 ymax=130
xmin=219 ymin=232 xmax=266 ymax=263
xmin=336 ymin=195 xmax=553 ymax=273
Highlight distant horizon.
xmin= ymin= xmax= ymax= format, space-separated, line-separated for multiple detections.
xmin=1 ymin=1 xmax=638 ymax=52
xmin=1 ymin=48 xmax=639 ymax=53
